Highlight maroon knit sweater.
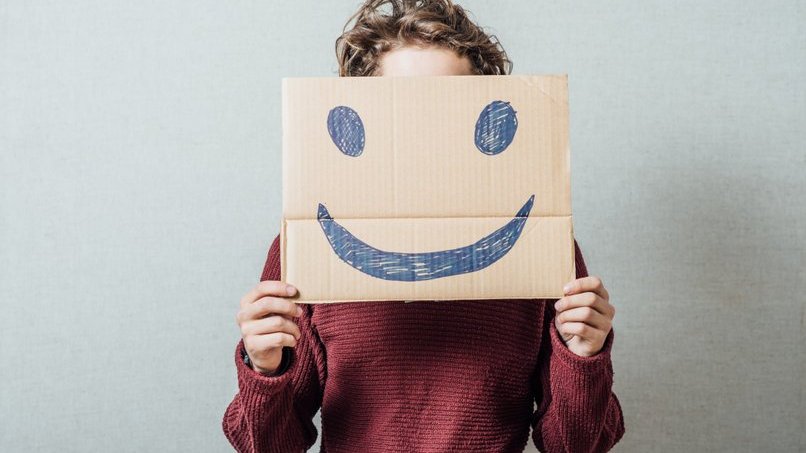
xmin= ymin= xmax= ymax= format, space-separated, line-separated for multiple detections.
xmin=223 ymin=234 xmax=625 ymax=452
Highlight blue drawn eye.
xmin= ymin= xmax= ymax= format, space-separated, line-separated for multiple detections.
xmin=474 ymin=101 xmax=517 ymax=155
xmin=327 ymin=106 xmax=365 ymax=157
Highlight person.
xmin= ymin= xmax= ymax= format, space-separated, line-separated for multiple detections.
xmin=222 ymin=1 xmax=625 ymax=452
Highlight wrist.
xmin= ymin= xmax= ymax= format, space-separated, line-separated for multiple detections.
xmin=241 ymin=346 xmax=289 ymax=376
xmin=241 ymin=347 xmax=278 ymax=376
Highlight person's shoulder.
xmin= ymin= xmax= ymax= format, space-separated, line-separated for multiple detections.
xmin=260 ymin=233 xmax=282 ymax=282
xmin=268 ymin=234 xmax=280 ymax=257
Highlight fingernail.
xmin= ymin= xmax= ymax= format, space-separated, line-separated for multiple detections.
xmin=296 ymin=306 xmax=303 ymax=316
xmin=286 ymin=285 xmax=297 ymax=296
xmin=563 ymin=284 xmax=572 ymax=294
xmin=554 ymin=300 xmax=561 ymax=310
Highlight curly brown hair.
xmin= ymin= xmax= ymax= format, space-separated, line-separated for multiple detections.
xmin=335 ymin=0 xmax=512 ymax=76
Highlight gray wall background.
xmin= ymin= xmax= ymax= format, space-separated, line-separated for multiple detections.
xmin=1 ymin=1 xmax=803 ymax=451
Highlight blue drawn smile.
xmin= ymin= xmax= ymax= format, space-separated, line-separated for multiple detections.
xmin=317 ymin=195 xmax=535 ymax=281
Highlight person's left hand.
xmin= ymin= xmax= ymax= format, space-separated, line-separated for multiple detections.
xmin=554 ymin=276 xmax=615 ymax=357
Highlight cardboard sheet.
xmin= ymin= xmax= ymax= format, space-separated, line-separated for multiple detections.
xmin=281 ymin=75 xmax=574 ymax=303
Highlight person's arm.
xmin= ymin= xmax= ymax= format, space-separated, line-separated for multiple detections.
xmin=531 ymin=240 xmax=625 ymax=452
xmin=222 ymin=235 xmax=326 ymax=453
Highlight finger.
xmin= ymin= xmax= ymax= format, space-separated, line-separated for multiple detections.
xmin=241 ymin=296 xmax=301 ymax=321
xmin=248 ymin=332 xmax=299 ymax=353
xmin=242 ymin=315 xmax=302 ymax=340
xmin=240 ymin=281 xmax=297 ymax=308
xmin=555 ymin=292 xmax=610 ymax=316
xmin=555 ymin=306 xmax=610 ymax=331
xmin=557 ymin=321 xmax=604 ymax=341
xmin=563 ymin=276 xmax=608 ymax=300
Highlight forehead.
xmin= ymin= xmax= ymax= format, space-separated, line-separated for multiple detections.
xmin=282 ymin=75 xmax=570 ymax=220
xmin=377 ymin=46 xmax=475 ymax=76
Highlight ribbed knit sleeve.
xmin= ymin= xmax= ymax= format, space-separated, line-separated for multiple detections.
xmin=531 ymin=239 xmax=626 ymax=452
xmin=222 ymin=235 xmax=326 ymax=453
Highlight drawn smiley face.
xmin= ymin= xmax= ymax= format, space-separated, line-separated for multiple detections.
xmin=282 ymin=76 xmax=573 ymax=302
xmin=318 ymin=100 xmax=535 ymax=282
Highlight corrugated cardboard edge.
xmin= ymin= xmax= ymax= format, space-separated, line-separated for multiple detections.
xmin=280 ymin=218 xmax=287 ymax=283
xmin=280 ymin=77 xmax=289 ymax=285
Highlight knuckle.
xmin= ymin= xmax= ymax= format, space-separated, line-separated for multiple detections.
xmin=260 ymin=297 xmax=275 ymax=312
xmin=258 ymin=280 xmax=281 ymax=294
xmin=279 ymin=299 xmax=295 ymax=315
xmin=577 ymin=324 xmax=589 ymax=336
xmin=278 ymin=316 xmax=294 ymax=332
xmin=287 ymin=320 xmax=302 ymax=338
xmin=280 ymin=333 xmax=295 ymax=348
xmin=266 ymin=333 xmax=283 ymax=349
xmin=256 ymin=281 xmax=271 ymax=293
xmin=266 ymin=316 xmax=283 ymax=331
xmin=244 ymin=339 xmax=258 ymax=355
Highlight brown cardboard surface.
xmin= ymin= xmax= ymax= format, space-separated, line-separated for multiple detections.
xmin=281 ymin=75 xmax=574 ymax=303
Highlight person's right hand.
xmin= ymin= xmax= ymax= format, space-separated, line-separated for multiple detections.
xmin=237 ymin=281 xmax=303 ymax=375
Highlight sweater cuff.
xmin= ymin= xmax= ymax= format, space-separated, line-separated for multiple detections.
xmin=234 ymin=339 xmax=295 ymax=396
xmin=549 ymin=321 xmax=615 ymax=375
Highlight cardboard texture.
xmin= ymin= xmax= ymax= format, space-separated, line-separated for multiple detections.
xmin=282 ymin=75 xmax=574 ymax=303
